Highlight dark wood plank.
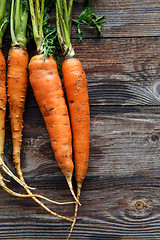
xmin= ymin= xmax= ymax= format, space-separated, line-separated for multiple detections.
xmin=2 ymin=108 xmax=160 ymax=239
xmin=73 ymin=37 xmax=160 ymax=106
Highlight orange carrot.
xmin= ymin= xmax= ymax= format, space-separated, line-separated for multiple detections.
xmin=28 ymin=0 xmax=79 ymax=221
xmin=0 ymin=0 xmax=40 ymax=194
xmin=0 ymin=49 xmax=35 ymax=197
xmin=28 ymin=54 xmax=78 ymax=202
xmin=56 ymin=1 xmax=90 ymax=237
xmin=7 ymin=47 xmax=28 ymax=180
xmin=62 ymin=58 xmax=90 ymax=239
xmin=62 ymin=58 xmax=90 ymax=188
xmin=0 ymin=50 xmax=7 ymax=160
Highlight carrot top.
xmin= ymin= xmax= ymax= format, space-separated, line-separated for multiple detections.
xmin=29 ymin=0 xmax=44 ymax=52
xmin=10 ymin=0 xmax=28 ymax=48
xmin=56 ymin=0 xmax=75 ymax=58
xmin=0 ymin=0 xmax=11 ymax=47
xmin=28 ymin=0 xmax=55 ymax=59
xmin=72 ymin=3 xmax=106 ymax=42
xmin=55 ymin=0 xmax=106 ymax=58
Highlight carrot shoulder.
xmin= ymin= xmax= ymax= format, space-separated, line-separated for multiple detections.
xmin=29 ymin=54 xmax=74 ymax=190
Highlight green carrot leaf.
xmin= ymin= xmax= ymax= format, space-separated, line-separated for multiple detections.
xmin=72 ymin=4 xmax=106 ymax=42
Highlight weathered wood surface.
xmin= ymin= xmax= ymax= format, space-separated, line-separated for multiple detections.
xmin=1 ymin=0 xmax=160 ymax=239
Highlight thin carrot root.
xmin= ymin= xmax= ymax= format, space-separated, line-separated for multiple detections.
xmin=0 ymin=156 xmax=35 ymax=190
xmin=35 ymin=194 xmax=76 ymax=205
xmin=0 ymin=172 xmax=37 ymax=198
xmin=14 ymin=159 xmax=76 ymax=205
xmin=1 ymin=161 xmax=34 ymax=190
xmin=0 ymin=158 xmax=74 ymax=204
xmin=67 ymin=183 xmax=82 ymax=240
xmin=21 ymin=182 xmax=74 ymax=222
xmin=15 ymin=163 xmax=75 ymax=205
xmin=66 ymin=177 xmax=81 ymax=206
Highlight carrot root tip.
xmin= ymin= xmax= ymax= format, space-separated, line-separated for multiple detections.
xmin=66 ymin=179 xmax=81 ymax=205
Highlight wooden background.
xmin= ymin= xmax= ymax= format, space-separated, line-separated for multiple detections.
xmin=2 ymin=0 xmax=160 ymax=239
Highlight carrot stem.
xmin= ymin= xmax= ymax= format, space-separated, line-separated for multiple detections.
xmin=0 ymin=0 xmax=6 ymax=20
xmin=56 ymin=0 xmax=75 ymax=58
xmin=39 ymin=0 xmax=44 ymax=47
xmin=62 ymin=0 xmax=69 ymax=32
xmin=10 ymin=0 xmax=28 ymax=48
xmin=29 ymin=0 xmax=43 ymax=51
xmin=68 ymin=0 xmax=74 ymax=34
xmin=0 ymin=0 xmax=10 ymax=46
xmin=10 ymin=0 xmax=17 ymax=46
xmin=0 ymin=156 xmax=34 ymax=190
xmin=14 ymin=0 xmax=20 ymax=36
xmin=35 ymin=0 xmax=41 ymax=27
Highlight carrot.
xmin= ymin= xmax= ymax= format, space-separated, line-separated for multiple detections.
xmin=0 ymin=50 xmax=7 ymax=162
xmin=62 ymin=58 xmax=90 ymax=239
xmin=62 ymin=57 xmax=90 ymax=192
xmin=56 ymin=1 xmax=90 ymax=238
xmin=28 ymin=0 xmax=79 ymax=205
xmin=7 ymin=0 xmax=74 ymax=221
xmin=0 ymin=0 xmax=37 ymax=196
xmin=28 ymin=54 xmax=74 ymax=193
xmin=7 ymin=47 xmax=28 ymax=180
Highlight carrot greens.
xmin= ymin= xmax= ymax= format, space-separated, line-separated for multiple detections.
xmin=73 ymin=4 xmax=106 ymax=41
xmin=0 ymin=0 xmax=11 ymax=46
xmin=10 ymin=0 xmax=28 ymax=48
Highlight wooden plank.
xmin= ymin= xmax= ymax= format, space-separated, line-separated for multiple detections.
xmin=2 ymin=108 xmax=160 ymax=239
xmin=74 ymin=37 xmax=160 ymax=105
xmin=72 ymin=0 xmax=160 ymax=38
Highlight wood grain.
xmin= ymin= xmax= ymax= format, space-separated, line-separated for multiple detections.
xmin=73 ymin=0 xmax=160 ymax=38
xmin=1 ymin=0 xmax=160 ymax=239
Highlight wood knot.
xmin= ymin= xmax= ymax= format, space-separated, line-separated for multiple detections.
xmin=134 ymin=200 xmax=147 ymax=213
xmin=151 ymin=134 xmax=159 ymax=142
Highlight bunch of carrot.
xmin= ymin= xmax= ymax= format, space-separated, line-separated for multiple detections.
xmin=6 ymin=0 xmax=76 ymax=222
xmin=0 ymin=0 xmax=76 ymax=223
xmin=1 ymin=0 xmax=105 ymax=239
